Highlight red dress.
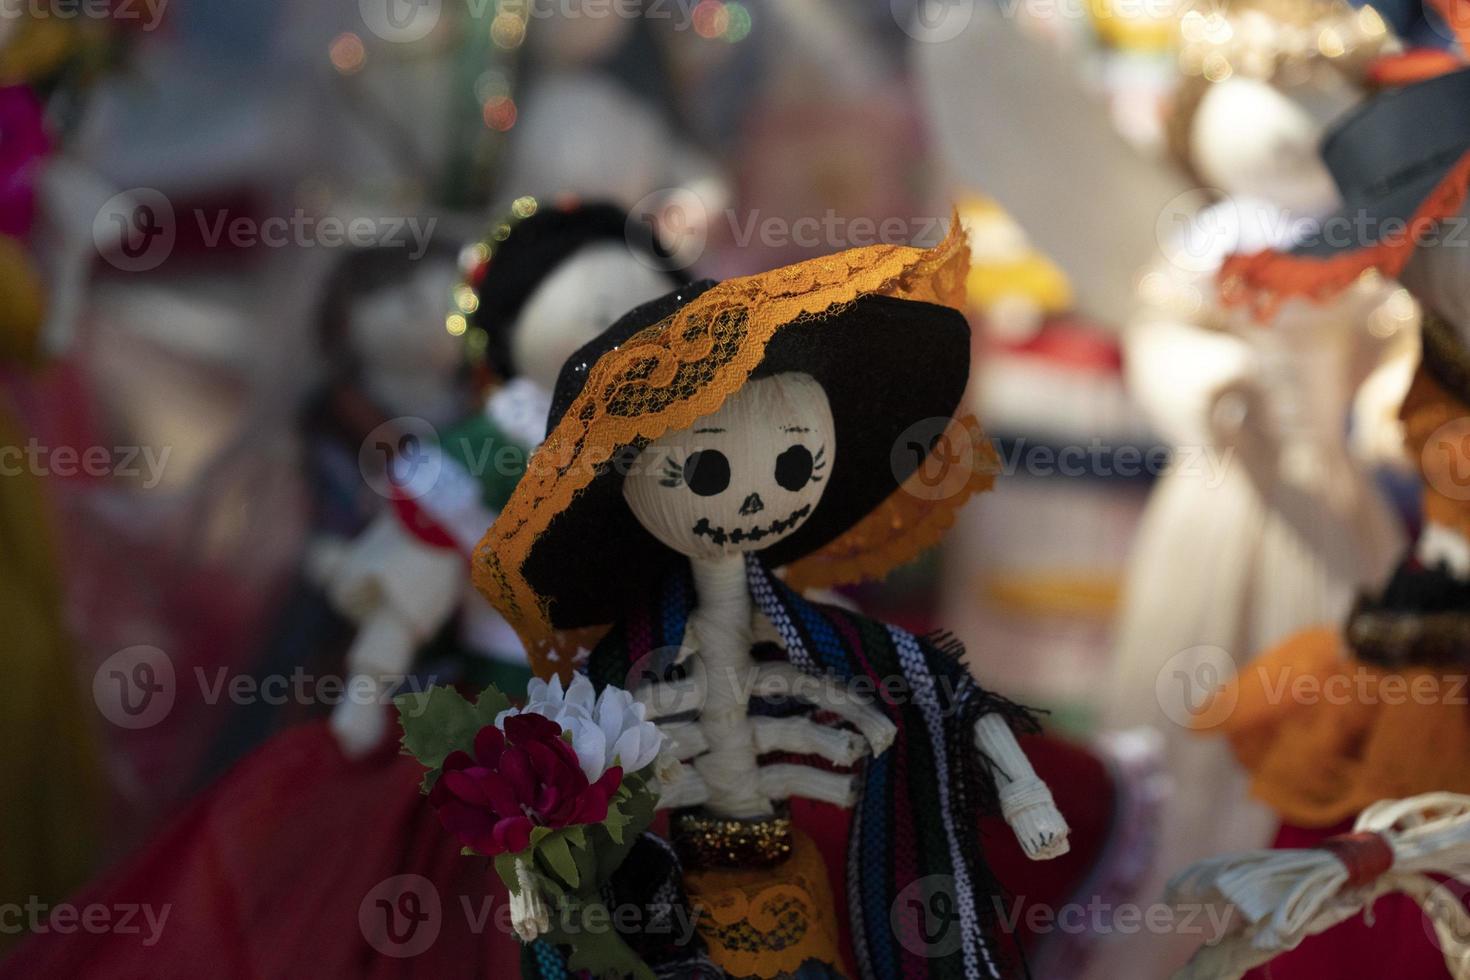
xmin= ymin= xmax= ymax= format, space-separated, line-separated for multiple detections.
xmin=1 ymin=719 xmax=1126 ymax=979
xmin=0 ymin=720 xmax=522 ymax=978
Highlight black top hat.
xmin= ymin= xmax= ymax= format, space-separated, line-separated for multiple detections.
xmin=1294 ymin=67 xmax=1470 ymax=257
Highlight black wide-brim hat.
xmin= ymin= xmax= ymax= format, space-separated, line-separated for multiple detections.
xmin=1221 ymin=66 xmax=1470 ymax=315
xmin=472 ymin=219 xmax=999 ymax=676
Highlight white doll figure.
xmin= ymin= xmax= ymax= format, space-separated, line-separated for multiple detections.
xmin=323 ymin=201 xmax=686 ymax=755
xmin=1091 ymin=6 xmax=1410 ymax=977
xmin=476 ymin=227 xmax=1066 ymax=978
xmin=1165 ymin=64 xmax=1470 ymax=980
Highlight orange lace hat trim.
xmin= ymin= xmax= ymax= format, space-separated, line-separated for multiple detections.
xmin=1218 ymin=145 xmax=1470 ymax=321
xmin=472 ymin=215 xmax=995 ymax=678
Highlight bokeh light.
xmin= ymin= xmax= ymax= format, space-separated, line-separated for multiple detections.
xmin=328 ymin=33 xmax=366 ymax=75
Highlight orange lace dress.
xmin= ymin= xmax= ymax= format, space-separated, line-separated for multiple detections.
xmin=1208 ymin=355 xmax=1470 ymax=827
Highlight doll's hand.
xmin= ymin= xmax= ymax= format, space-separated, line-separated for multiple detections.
xmin=331 ymin=696 xmax=388 ymax=758
xmin=973 ymin=713 xmax=1071 ymax=861
xmin=1001 ymin=779 xmax=1071 ymax=861
xmin=507 ymin=855 xmax=550 ymax=942
xmin=328 ymin=610 xmax=417 ymax=757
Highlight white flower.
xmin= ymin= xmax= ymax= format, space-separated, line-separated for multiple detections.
xmin=499 ymin=674 xmax=665 ymax=783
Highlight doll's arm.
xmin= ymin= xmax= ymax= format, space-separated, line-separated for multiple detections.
xmin=321 ymin=513 xmax=465 ymax=756
xmin=973 ymin=714 xmax=1070 ymax=861
xmin=330 ymin=610 xmax=417 ymax=757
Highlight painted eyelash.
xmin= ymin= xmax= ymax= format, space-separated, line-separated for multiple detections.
xmin=811 ymin=444 xmax=827 ymax=482
xmin=659 ymin=456 xmax=684 ymax=488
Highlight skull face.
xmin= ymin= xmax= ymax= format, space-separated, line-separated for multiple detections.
xmin=623 ymin=373 xmax=835 ymax=561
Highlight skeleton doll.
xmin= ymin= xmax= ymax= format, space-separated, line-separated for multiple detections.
xmin=622 ymin=372 xmax=1069 ymax=858
xmin=321 ymin=202 xmax=684 ymax=755
xmin=476 ymin=224 xmax=1069 ymax=979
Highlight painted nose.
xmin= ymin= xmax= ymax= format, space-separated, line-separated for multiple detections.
xmin=739 ymin=492 xmax=764 ymax=515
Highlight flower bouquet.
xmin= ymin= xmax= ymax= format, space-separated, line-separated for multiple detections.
xmin=396 ymin=674 xmax=667 ymax=978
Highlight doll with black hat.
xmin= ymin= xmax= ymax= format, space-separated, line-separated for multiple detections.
xmin=320 ymin=197 xmax=688 ymax=755
xmin=1183 ymin=57 xmax=1470 ymax=978
xmin=1099 ymin=8 xmax=1412 ymax=975
xmin=464 ymin=219 xmax=1069 ymax=979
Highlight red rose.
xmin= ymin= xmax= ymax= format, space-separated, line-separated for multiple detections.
xmin=429 ymin=713 xmax=623 ymax=856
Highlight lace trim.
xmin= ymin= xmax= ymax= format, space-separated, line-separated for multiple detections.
xmin=472 ymin=215 xmax=985 ymax=678
xmin=682 ymin=831 xmax=845 ymax=979
xmin=784 ymin=414 xmax=998 ymax=593
xmin=1218 ymin=145 xmax=1470 ymax=321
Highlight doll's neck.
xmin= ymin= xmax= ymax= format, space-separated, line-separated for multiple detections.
xmin=690 ymin=554 xmax=751 ymax=630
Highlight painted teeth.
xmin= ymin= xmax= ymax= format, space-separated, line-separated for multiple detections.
xmin=691 ymin=505 xmax=812 ymax=547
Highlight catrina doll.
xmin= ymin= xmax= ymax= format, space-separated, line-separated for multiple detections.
xmin=321 ymin=199 xmax=687 ymax=755
xmin=0 ymin=204 xmax=680 ymax=979
xmin=448 ymin=219 xmax=1070 ymax=979
xmin=195 ymin=236 xmax=469 ymax=775
xmin=1190 ymin=62 xmax=1470 ymax=978
xmin=1098 ymin=4 xmax=1409 ymax=973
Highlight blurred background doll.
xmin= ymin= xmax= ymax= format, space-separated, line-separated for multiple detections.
xmin=316 ymin=198 xmax=688 ymax=755
xmin=1091 ymin=5 xmax=1418 ymax=975
xmin=0 ymin=197 xmax=683 ymax=980
xmin=499 ymin=6 xmax=729 ymax=236
xmin=1102 ymin=0 xmax=1410 ymax=928
xmin=1195 ymin=61 xmax=1470 ymax=979
xmin=195 ymin=234 xmax=468 ymax=775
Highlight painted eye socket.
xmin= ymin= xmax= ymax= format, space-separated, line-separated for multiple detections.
xmin=775 ymin=445 xmax=814 ymax=491
xmin=683 ymin=450 xmax=731 ymax=496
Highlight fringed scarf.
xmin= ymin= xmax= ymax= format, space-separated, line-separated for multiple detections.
xmin=582 ymin=554 xmax=1039 ymax=980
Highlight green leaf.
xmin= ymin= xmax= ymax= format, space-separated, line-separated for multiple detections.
xmin=603 ymin=801 xmax=629 ymax=846
xmin=472 ymin=684 xmax=512 ymax=725
xmin=533 ymin=869 xmax=566 ymax=903
xmin=563 ymin=824 xmax=587 ymax=850
xmin=594 ymin=781 xmax=658 ymax=882
xmin=493 ymin=853 xmax=521 ymax=896
xmin=394 ymin=684 xmax=511 ymax=792
xmin=544 ymin=901 xmax=656 ymax=980
xmin=539 ymin=832 xmax=579 ymax=889
xmin=394 ymin=686 xmax=480 ymax=770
